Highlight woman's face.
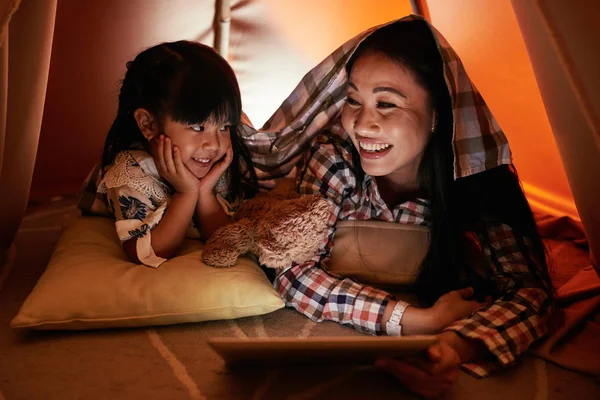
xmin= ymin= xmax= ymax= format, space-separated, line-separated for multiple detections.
xmin=341 ymin=50 xmax=435 ymax=186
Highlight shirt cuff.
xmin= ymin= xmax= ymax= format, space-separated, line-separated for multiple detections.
xmin=135 ymin=231 xmax=167 ymax=268
xmin=443 ymin=321 xmax=517 ymax=378
xmin=350 ymin=285 xmax=391 ymax=335
xmin=115 ymin=219 xmax=167 ymax=268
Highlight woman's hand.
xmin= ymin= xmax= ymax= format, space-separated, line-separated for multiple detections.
xmin=384 ymin=288 xmax=492 ymax=336
xmin=429 ymin=287 xmax=492 ymax=332
xmin=375 ymin=334 xmax=464 ymax=399
xmin=197 ymin=147 xmax=233 ymax=196
xmin=154 ymin=135 xmax=200 ymax=194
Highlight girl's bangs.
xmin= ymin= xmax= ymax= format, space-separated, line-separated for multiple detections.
xmin=167 ymin=65 xmax=241 ymax=126
xmin=170 ymin=96 xmax=237 ymax=126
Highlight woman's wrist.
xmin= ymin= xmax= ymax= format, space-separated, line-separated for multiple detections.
xmin=401 ymin=305 xmax=437 ymax=335
xmin=382 ymin=301 xmax=437 ymax=335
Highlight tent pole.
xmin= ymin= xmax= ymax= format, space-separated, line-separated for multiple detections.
xmin=410 ymin=0 xmax=430 ymax=21
xmin=214 ymin=0 xmax=231 ymax=59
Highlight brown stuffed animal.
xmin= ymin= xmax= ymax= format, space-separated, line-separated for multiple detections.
xmin=202 ymin=179 xmax=331 ymax=269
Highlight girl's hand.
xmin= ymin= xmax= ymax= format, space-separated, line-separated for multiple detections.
xmin=375 ymin=336 xmax=462 ymax=399
xmin=430 ymin=287 xmax=492 ymax=332
xmin=198 ymin=147 xmax=233 ymax=196
xmin=154 ymin=135 xmax=200 ymax=194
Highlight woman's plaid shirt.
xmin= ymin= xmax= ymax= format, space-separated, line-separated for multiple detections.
xmin=274 ymin=133 xmax=552 ymax=378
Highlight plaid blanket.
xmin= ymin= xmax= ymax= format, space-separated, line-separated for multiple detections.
xmin=241 ymin=14 xmax=512 ymax=186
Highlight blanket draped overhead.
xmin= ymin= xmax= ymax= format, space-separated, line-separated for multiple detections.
xmin=242 ymin=15 xmax=511 ymax=185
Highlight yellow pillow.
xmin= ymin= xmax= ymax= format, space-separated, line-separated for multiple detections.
xmin=11 ymin=216 xmax=284 ymax=330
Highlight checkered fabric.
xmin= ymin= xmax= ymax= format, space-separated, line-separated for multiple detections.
xmin=241 ymin=14 xmax=512 ymax=187
xmin=274 ymin=133 xmax=551 ymax=378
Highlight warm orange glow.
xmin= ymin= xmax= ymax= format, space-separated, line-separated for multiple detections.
xmin=31 ymin=0 xmax=579 ymax=223
xmin=427 ymin=0 xmax=578 ymax=220
xmin=522 ymin=183 xmax=580 ymax=221
xmin=266 ymin=0 xmax=413 ymax=66
xmin=240 ymin=0 xmax=414 ymax=128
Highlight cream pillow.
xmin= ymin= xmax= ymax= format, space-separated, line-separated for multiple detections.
xmin=11 ymin=216 xmax=284 ymax=330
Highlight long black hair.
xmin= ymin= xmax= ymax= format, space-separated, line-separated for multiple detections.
xmin=101 ymin=40 xmax=257 ymax=200
xmin=346 ymin=20 xmax=553 ymax=304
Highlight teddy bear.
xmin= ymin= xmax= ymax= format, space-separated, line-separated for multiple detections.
xmin=201 ymin=178 xmax=331 ymax=269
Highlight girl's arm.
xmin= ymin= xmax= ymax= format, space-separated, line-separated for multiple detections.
xmin=102 ymin=148 xmax=197 ymax=267
xmin=195 ymin=191 xmax=230 ymax=239
xmin=195 ymin=147 xmax=233 ymax=239
xmin=124 ymin=135 xmax=201 ymax=262
xmin=123 ymin=191 xmax=197 ymax=261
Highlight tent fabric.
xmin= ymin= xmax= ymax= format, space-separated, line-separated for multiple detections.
xmin=511 ymin=0 xmax=600 ymax=375
xmin=532 ymin=214 xmax=600 ymax=376
xmin=0 ymin=0 xmax=57 ymax=259
xmin=512 ymin=0 xmax=600 ymax=272
xmin=0 ymin=0 xmax=20 ymax=47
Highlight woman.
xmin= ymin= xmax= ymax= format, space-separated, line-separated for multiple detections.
xmin=246 ymin=16 xmax=553 ymax=398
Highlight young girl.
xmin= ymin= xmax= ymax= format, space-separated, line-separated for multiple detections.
xmin=91 ymin=40 xmax=256 ymax=268
xmin=245 ymin=16 xmax=553 ymax=398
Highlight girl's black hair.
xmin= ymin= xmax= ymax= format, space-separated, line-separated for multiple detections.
xmin=101 ymin=40 xmax=257 ymax=200
xmin=346 ymin=20 xmax=553 ymax=304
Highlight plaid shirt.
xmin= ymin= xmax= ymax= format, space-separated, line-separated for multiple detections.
xmin=274 ymin=132 xmax=551 ymax=378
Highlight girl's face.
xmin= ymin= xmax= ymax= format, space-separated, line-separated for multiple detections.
xmin=161 ymin=116 xmax=232 ymax=179
xmin=341 ymin=51 xmax=435 ymax=188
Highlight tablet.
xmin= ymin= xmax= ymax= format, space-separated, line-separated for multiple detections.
xmin=208 ymin=335 xmax=438 ymax=366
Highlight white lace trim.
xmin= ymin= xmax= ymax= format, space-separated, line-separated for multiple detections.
xmin=99 ymin=151 xmax=170 ymax=204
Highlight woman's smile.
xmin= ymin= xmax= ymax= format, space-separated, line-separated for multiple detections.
xmin=357 ymin=140 xmax=394 ymax=159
